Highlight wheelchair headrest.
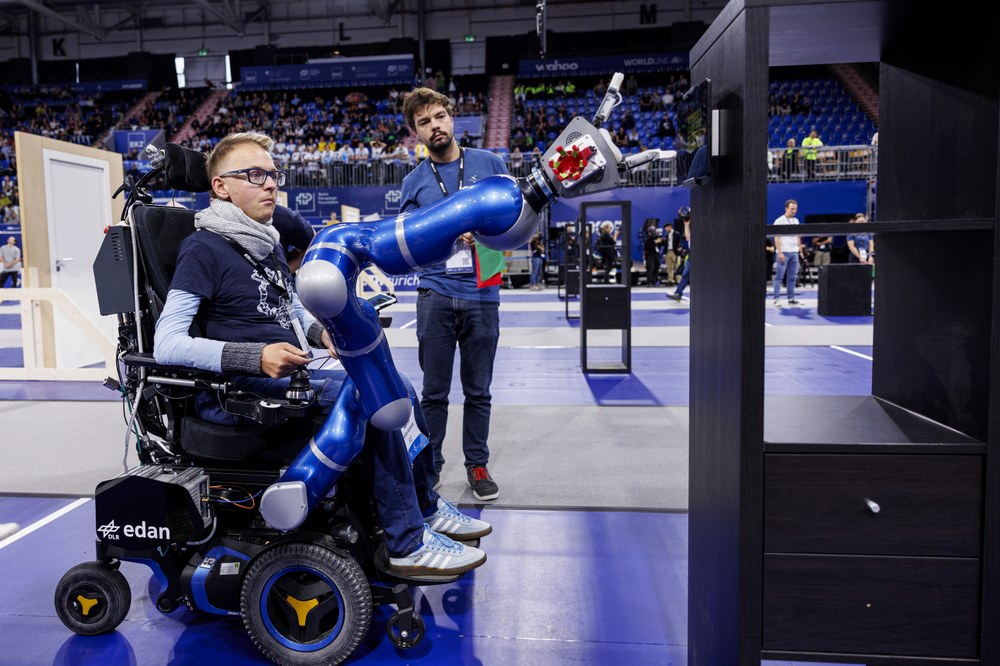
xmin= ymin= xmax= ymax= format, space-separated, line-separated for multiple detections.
xmin=164 ymin=143 xmax=211 ymax=192
xmin=132 ymin=205 xmax=197 ymax=308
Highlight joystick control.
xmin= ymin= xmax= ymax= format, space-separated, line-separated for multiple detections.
xmin=285 ymin=367 xmax=315 ymax=403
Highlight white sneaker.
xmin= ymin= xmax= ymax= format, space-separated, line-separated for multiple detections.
xmin=773 ymin=299 xmax=783 ymax=307
xmin=388 ymin=526 xmax=486 ymax=577
xmin=0 ymin=523 xmax=20 ymax=540
xmin=425 ymin=497 xmax=492 ymax=540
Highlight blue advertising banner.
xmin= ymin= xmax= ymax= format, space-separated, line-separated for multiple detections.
xmin=766 ymin=181 xmax=867 ymax=228
xmin=453 ymin=115 xmax=483 ymax=138
xmin=114 ymin=129 xmax=164 ymax=156
xmin=241 ymin=55 xmax=414 ymax=88
xmin=518 ymin=53 xmax=688 ymax=78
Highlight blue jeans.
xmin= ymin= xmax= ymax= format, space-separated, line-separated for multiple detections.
xmin=674 ymin=257 xmax=690 ymax=296
xmin=530 ymin=256 xmax=543 ymax=287
xmin=416 ymin=288 xmax=500 ymax=471
xmin=773 ymin=252 xmax=800 ymax=301
xmin=196 ymin=369 xmax=436 ymax=557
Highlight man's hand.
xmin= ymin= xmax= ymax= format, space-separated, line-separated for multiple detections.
xmin=261 ymin=342 xmax=311 ymax=378
xmin=777 ymin=252 xmax=786 ymax=264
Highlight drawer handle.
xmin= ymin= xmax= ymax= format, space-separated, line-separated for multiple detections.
xmin=865 ymin=499 xmax=881 ymax=514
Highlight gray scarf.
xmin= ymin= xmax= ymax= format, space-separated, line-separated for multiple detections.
xmin=195 ymin=198 xmax=281 ymax=261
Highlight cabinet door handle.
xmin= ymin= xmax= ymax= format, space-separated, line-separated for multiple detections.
xmin=865 ymin=499 xmax=881 ymax=514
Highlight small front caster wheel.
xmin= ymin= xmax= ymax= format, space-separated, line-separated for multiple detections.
xmin=386 ymin=610 xmax=426 ymax=649
xmin=54 ymin=561 xmax=131 ymax=635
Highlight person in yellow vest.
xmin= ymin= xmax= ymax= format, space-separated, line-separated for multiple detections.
xmin=415 ymin=141 xmax=429 ymax=161
xmin=802 ymin=129 xmax=823 ymax=180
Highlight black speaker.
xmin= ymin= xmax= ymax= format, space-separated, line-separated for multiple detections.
xmin=818 ymin=264 xmax=873 ymax=316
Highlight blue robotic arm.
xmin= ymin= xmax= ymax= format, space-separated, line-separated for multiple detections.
xmin=260 ymin=72 xmax=675 ymax=530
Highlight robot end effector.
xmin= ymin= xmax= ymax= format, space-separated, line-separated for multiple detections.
xmin=534 ymin=72 xmax=676 ymax=200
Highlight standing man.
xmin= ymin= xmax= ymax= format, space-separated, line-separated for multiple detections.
xmin=772 ymin=199 xmax=805 ymax=306
xmin=811 ymin=231 xmax=834 ymax=270
xmin=642 ymin=226 xmax=663 ymax=287
xmin=802 ymin=129 xmax=824 ymax=180
xmin=668 ymin=212 xmax=693 ymax=302
xmin=400 ymin=88 xmax=508 ymax=501
xmin=0 ymin=236 xmax=21 ymax=288
xmin=847 ymin=212 xmax=875 ymax=264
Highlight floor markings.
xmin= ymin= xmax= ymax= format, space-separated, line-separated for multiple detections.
xmin=830 ymin=344 xmax=873 ymax=361
xmin=0 ymin=497 xmax=91 ymax=550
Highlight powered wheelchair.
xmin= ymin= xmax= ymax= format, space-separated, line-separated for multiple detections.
xmin=54 ymin=144 xmax=439 ymax=665
xmin=54 ymin=72 xmax=668 ymax=665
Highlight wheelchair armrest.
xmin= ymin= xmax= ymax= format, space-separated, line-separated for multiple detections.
xmin=123 ymin=352 xmax=229 ymax=389
xmin=123 ymin=353 xmax=313 ymax=426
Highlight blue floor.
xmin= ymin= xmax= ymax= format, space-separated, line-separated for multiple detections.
xmin=0 ymin=497 xmax=687 ymax=666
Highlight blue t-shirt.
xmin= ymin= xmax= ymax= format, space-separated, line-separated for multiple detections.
xmin=399 ymin=147 xmax=508 ymax=302
xmin=847 ymin=233 xmax=872 ymax=260
xmin=272 ymin=204 xmax=316 ymax=255
xmin=169 ymin=229 xmax=301 ymax=347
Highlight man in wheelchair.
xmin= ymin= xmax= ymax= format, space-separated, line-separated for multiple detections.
xmin=154 ymin=131 xmax=489 ymax=577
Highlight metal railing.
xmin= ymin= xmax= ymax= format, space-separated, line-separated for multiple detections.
xmin=768 ymin=145 xmax=877 ymax=182
xmin=283 ymin=145 xmax=878 ymax=189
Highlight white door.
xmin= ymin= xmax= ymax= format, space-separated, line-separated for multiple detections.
xmin=43 ymin=149 xmax=116 ymax=368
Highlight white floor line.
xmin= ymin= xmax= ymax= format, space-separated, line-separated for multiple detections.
xmin=0 ymin=497 xmax=91 ymax=550
xmin=399 ymin=318 xmax=417 ymax=329
xmin=830 ymin=344 xmax=873 ymax=361
xmin=764 ymin=322 xmax=774 ymax=327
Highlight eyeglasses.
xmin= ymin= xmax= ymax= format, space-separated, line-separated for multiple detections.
xmin=219 ymin=167 xmax=287 ymax=187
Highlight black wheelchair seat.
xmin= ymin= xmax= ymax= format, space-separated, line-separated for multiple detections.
xmin=180 ymin=415 xmax=316 ymax=464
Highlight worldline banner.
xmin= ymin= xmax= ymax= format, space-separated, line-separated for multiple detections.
xmin=240 ymin=55 xmax=414 ymax=88
xmin=518 ymin=53 xmax=688 ymax=78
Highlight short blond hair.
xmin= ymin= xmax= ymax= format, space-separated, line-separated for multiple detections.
xmin=402 ymin=88 xmax=453 ymax=130
xmin=205 ymin=132 xmax=274 ymax=180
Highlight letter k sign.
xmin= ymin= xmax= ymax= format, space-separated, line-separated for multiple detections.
xmin=52 ymin=38 xmax=66 ymax=57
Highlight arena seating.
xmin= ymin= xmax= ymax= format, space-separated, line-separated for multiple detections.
xmin=768 ymin=77 xmax=877 ymax=147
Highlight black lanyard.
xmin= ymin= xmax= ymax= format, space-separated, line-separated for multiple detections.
xmin=219 ymin=235 xmax=288 ymax=296
xmin=428 ymin=147 xmax=464 ymax=197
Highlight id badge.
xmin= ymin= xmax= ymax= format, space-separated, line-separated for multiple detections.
xmin=401 ymin=402 xmax=429 ymax=466
xmin=445 ymin=239 xmax=474 ymax=274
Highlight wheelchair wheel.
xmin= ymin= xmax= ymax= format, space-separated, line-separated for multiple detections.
xmin=241 ymin=542 xmax=372 ymax=666
xmin=386 ymin=609 xmax=426 ymax=649
xmin=54 ymin=561 xmax=132 ymax=636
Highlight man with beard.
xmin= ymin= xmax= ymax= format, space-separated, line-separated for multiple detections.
xmin=399 ymin=88 xmax=508 ymax=501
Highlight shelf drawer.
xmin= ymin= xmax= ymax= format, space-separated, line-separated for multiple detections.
xmin=764 ymin=453 xmax=982 ymax=556
xmin=762 ymin=554 xmax=980 ymax=658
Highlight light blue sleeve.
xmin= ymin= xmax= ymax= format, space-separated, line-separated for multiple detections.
xmin=292 ymin=289 xmax=318 ymax=338
xmin=153 ymin=289 xmax=226 ymax=371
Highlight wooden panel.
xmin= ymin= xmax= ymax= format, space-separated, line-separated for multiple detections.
xmin=687 ymin=5 xmax=769 ymax=666
xmin=764 ymin=454 xmax=982 ymax=556
xmin=878 ymin=64 xmax=998 ymax=223
xmin=763 ymin=554 xmax=980 ymax=657
xmin=872 ymin=231 xmax=993 ymax=441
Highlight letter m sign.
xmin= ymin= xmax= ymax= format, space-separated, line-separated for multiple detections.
xmin=640 ymin=3 xmax=657 ymax=25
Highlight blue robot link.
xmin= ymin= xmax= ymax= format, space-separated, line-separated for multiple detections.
xmin=260 ymin=72 xmax=675 ymax=530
